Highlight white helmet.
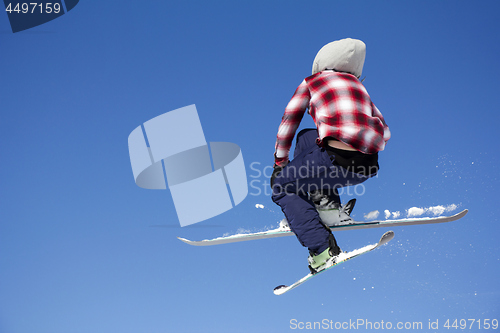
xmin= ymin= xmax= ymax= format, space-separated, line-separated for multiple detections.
xmin=312 ymin=38 xmax=366 ymax=78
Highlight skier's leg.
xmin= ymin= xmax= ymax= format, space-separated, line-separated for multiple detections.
xmin=272 ymin=187 xmax=331 ymax=254
xmin=272 ymin=139 xmax=344 ymax=267
xmin=294 ymin=130 xmax=344 ymax=213
xmin=309 ymin=147 xmax=378 ymax=226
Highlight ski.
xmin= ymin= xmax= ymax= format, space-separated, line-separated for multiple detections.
xmin=178 ymin=209 xmax=467 ymax=246
xmin=273 ymin=230 xmax=394 ymax=295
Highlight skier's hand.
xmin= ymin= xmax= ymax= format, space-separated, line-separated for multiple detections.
xmin=270 ymin=162 xmax=288 ymax=189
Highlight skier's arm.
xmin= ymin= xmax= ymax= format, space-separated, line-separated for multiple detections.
xmin=371 ymin=103 xmax=391 ymax=146
xmin=274 ymin=80 xmax=310 ymax=167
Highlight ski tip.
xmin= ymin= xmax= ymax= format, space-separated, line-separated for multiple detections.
xmin=379 ymin=230 xmax=395 ymax=246
xmin=445 ymin=209 xmax=468 ymax=222
xmin=177 ymin=237 xmax=193 ymax=245
xmin=273 ymin=285 xmax=288 ymax=296
xmin=177 ymin=237 xmax=212 ymax=246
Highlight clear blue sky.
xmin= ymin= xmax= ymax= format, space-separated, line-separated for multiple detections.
xmin=1 ymin=1 xmax=499 ymax=332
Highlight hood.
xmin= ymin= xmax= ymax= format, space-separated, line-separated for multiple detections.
xmin=312 ymin=38 xmax=366 ymax=78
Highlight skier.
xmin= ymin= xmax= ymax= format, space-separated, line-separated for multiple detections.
xmin=271 ymin=38 xmax=391 ymax=273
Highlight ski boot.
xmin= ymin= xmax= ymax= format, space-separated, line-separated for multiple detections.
xmin=310 ymin=191 xmax=356 ymax=227
xmin=317 ymin=199 xmax=356 ymax=227
xmin=307 ymin=233 xmax=341 ymax=274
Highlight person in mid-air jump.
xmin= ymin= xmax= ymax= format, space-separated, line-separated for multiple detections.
xmin=271 ymin=38 xmax=391 ymax=273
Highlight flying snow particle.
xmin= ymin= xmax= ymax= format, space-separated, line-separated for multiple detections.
xmin=407 ymin=207 xmax=426 ymax=217
xmin=383 ymin=210 xmax=401 ymax=219
xmin=364 ymin=210 xmax=380 ymax=220
xmin=446 ymin=204 xmax=458 ymax=212
xmin=255 ymin=204 xmax=264 ymax=209
xmin=427 ymin=205 xmax=446 ymax=216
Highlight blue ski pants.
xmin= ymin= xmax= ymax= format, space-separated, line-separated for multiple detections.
xmin=271 ymin=129 xmax=375 ymax=254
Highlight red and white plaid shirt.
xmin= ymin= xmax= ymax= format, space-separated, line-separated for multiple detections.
xmin=274 ymin=71 xmax=391 ymax=167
